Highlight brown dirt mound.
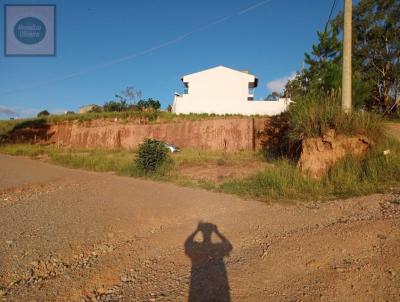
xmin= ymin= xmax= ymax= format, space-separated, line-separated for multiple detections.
xmin=298 ymin=129 xmax=371 ymax=178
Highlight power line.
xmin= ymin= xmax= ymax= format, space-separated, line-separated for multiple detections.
xmin=0 ymin=0 xmax=272 ymax=96
xmin=328 ymin=0 xmax=338 ymax=22
xmin=325 ymin=0 xmax=339 ymax=31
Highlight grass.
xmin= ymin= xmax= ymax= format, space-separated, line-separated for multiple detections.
xmin=0 ymin=144 xmax=136 ymax=173
xmin=1 ymin=137 xmax=400 ymax=202
xmin=220 ymin=137 xmax=400 ymax=201
xmin=173 ymin=148 xmax=261 ymax=167
xmin=219 ymin=159 xmax=321 ymax=200
xmin=287 ymin=91 xmax=384 ymax=144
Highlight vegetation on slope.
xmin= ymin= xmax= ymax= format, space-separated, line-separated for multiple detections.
xmin=1 ymin=136 xmax=399 ymax=202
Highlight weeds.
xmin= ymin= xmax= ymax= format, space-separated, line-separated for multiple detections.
xmin=220 ymin=137 xmax=400 ymax=201
xmin=287 ymin=91 xmax=384 ymax=144
xmin=220 ymin=159 xmax=322 ymax=201
xmin=173 ymin=149 xmax=259 ymax=167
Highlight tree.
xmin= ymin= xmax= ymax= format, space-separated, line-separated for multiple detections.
xmin=350 ymin=0 xmax=400 ymax=112
xmin=104 ymin=86 xmax=144 ymax=112
xmin=116 ymin=86 xmax=142 ymax=105
xmin=37 ymin=110 xmax=50 ymax=117
xmin=303 ymin=27 xmax=342 ymax=93
xmin=103 ymin=100 xmax=126 ymax=112
xmin=264 ymin=91 xmax=281 ymax=101
xmin=285 ymin=0 xmax=400 ymax=113
xmin=285 ymin=25 xmax=342 ymax=99
xmin=137 ymin=98 xmax=161 ymax=111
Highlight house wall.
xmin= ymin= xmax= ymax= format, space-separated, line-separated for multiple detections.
xmin=172 ymin=66 xmax=290 ymax=116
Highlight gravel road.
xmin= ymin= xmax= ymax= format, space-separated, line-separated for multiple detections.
xmin=0 ymin=154 xmax=399 ymax=301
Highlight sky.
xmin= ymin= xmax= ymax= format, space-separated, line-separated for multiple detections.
xmin=0 ymin=0 xmax=342 ymax=119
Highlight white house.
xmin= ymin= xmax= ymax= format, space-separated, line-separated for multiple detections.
xmin=172 ymin=66 xmax=291 ymax=116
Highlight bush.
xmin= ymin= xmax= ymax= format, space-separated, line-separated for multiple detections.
xmin=137 ymin=98 xmax=161 ymax=111
xmin=135 ymin=139 xmax=170 ymax=173
xmin=103 ymin=100 xmax=127 ymax=112
xmin=37 ymin=110 xmax=50 ymax=117
xmin=287 ymin=90 xmax=384 ymax=144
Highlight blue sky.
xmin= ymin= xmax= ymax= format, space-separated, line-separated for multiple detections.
xmin=0 ymin=0 xmax=341 ymax=119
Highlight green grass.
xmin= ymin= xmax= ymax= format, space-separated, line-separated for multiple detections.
xmin=173 ymin=148 xmax=261 ymax=167
xmin=220 ymin=137 xmax=400 ymax=201
xmin=219 ymin=159 xmax=321 ymax=201
xmin=1 ymin=136 xmax=399 ymax=203
xmin=287 ymin=91 xmax=384 ymax=144
xmin=0 ymin=144 xmax=136 ymax=173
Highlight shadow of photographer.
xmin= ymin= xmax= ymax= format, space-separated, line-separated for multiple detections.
xmin=184 ymin=222 xmax=233 ymax=302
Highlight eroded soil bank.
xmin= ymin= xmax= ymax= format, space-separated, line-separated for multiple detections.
xmin=7 ymin=118 xmax=274 ymax=152
xmin=0 ymin=154 xmax=399 ymax=301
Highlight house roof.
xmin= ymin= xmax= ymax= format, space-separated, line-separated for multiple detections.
xmin=181 ymin=65 xmax=257 ymax=82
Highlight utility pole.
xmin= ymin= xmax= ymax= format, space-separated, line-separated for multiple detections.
xmin=342 ymin=0 xmax=352 ymax=113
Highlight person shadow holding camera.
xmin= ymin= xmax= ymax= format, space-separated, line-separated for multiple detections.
xmin=184 ymin=222 xmax=233 ymax=302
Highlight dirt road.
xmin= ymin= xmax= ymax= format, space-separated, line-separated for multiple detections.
xmin=0 ymin=154 xmax=399 ymax=301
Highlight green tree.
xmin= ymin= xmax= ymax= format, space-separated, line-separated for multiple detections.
xmin=37 ymin=110 xmax=50 ymax=117
xmin=264 ymin=91 xmax=281 ymax=101
xmin=303 ymin=27 xmax=342 ymax=92
xmin=286 ymin=0 xmax=400 ymax=113
xmin=350 ymin=0 xmax=400 ymax=112
xmin=285 ymin=25 xmax=342 ymax=99
xmin=103 ymin=100 xmax=125 ymax=112
xmin=137 ymin=98 xmax=161 ymax=111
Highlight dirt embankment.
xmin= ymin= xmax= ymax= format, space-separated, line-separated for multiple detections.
xmin=7 ymin=118 xmax=275 ymax=152
xmin=298 ymin=130 xmax=371 ymax=178
xmin=0 ymin=154 xmax=399 ymax=301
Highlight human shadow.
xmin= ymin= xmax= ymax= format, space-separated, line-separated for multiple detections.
xmin=184 ymin=222 xmax=233 ymax=302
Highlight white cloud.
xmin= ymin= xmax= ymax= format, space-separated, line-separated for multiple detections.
xmin=0 ymin=106 xmax=17 ymax=116
xmin=266 ymin=72 xmax=297 ymax=94
xmin=0 ymin=106 xmax=40 ymax=119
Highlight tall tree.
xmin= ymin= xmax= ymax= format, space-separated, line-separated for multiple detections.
xmin=286 ymin=0 xmax=400 ymax=113
xmin=303 ymin=27 xmax=342 ymax=92
xmin=351 ymin=0 xmax=400 ymax=111
xmin=285 ymin=25 xmax=342 ymax=99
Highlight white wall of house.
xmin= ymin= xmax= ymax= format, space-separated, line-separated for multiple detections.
xmin=172 ymin=66 xmax=291 ymax=116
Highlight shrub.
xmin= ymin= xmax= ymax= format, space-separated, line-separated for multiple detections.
xmin=135 ymin=139 xmax=170 ymax=173
xmin=37 ymin=110 xmax=50 ymax=117
xmin=137 ymin=98 xmax=161 ymax=111
xmin=103 ymin=100 xmax=127 ymax=112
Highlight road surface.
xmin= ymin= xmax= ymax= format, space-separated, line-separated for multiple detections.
xmin=0 ymin=154 xmax=399 ymax=301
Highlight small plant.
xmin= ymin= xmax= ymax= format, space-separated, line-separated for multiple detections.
xmin=135 ymin=139 xmax=170 ymax=173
